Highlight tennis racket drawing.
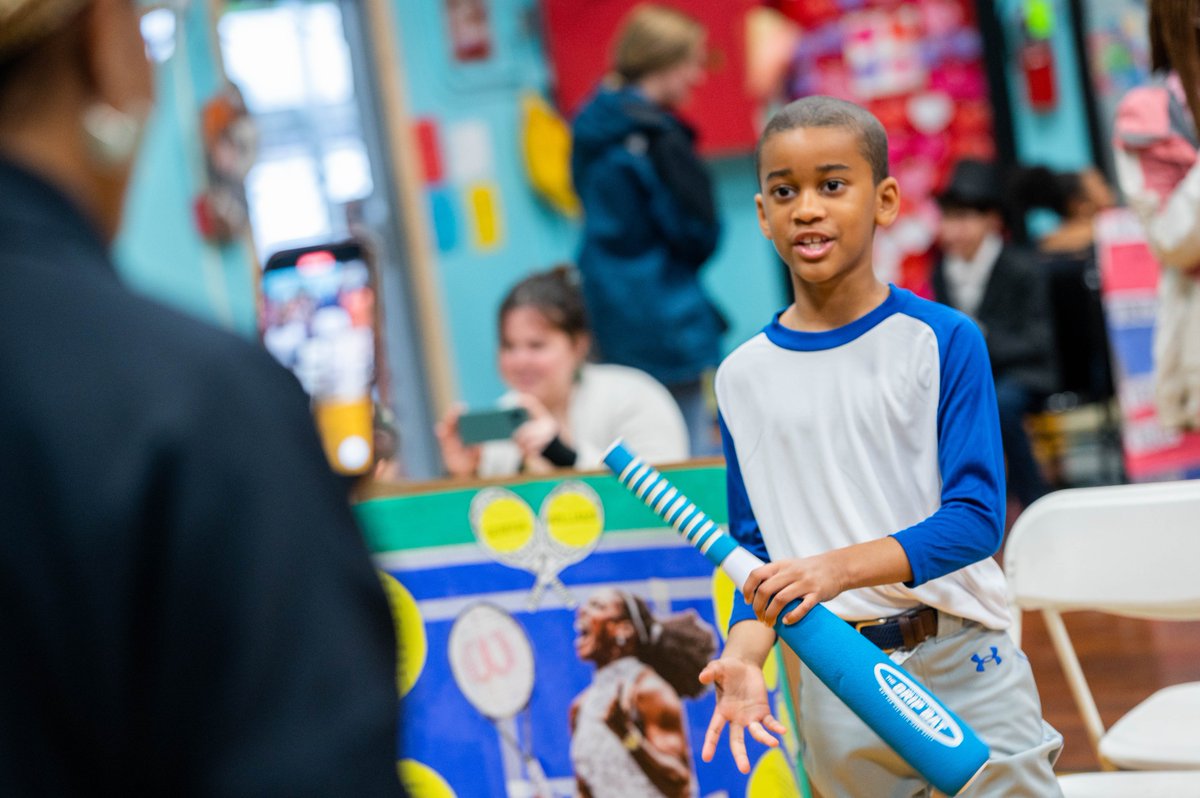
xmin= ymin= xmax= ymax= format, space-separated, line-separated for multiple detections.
xmin=468 ymin=482 xmax=604 ymax=609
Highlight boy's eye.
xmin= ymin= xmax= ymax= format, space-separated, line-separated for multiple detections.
xmin=823 ymin=179 xmax=846 ymax=192
xmin=771 ymin=185 xmax=796 ymax=200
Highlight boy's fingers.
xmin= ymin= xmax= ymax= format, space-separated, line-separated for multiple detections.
xmin=783 ymin=593 xmax=820 ymax=625
xmin=729 ymin=725 xmax=751 ymax=774
xmin=763 ymin=714 xmax=788 ymax=735
xmin=698 ymin=661 xmax=722 ymax=686
xmin=746 ymin=720 xmax=779 ymax=748
xmin=763 ymin=584 xmax=803 ymax=626
xmin=701 ymin=712 xmax=727 ymax=762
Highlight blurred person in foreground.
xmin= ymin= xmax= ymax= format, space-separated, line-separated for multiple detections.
xmin=0 ymin=1 xmax=403 ymax=794
xmin=436 ymin=266 xmax=688 ymax=478
xmin=571 ymin=4 xmax=727 ymax=456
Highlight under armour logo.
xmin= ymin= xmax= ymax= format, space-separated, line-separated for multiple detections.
xmin=971 ymin=647 xmax=1002 ymax=672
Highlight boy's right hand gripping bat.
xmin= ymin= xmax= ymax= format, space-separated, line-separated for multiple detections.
xmin=603 ymin=440 xmax=989 ymax=797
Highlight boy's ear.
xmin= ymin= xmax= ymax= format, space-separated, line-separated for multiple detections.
xmin=874 ymin=176 xmax=901 ymax=228
xmin=755 ymin=193 xmax=771 ymax=239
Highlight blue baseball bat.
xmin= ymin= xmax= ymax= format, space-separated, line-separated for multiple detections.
xmin=603 ymin=440 xmax=989 ymax=796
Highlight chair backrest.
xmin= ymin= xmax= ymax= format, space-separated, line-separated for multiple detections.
xmin=1006 ymin=481 xmax=1200 ymax=621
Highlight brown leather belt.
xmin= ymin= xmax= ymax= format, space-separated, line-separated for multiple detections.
xmin=851 ymin=606 xmax=939 ymax=653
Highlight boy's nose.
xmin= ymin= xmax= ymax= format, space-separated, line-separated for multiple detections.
xmin=793 ymin=189 xmax=826 ymax=222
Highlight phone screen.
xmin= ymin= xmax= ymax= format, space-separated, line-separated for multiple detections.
xmin=261 ymin=242 xmax=375 ymax=475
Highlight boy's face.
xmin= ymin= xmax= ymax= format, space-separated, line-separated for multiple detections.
xmin=755 ymin=126 xmax=899 ymax=289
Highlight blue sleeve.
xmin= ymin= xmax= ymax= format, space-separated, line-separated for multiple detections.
xmin=890 ymin=319 xmax=1006 ymax=586
xmin=720 ymin=411 xmax=769 ymax=631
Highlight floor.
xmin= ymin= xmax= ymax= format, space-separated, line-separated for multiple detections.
xmin=1019 ymin=610 xmax=1200 ymax=774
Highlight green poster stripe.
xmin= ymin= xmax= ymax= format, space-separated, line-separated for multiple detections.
xmin=354 ymin=465 xmax=728 ymax=554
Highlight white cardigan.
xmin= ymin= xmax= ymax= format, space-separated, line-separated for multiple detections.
xmin=1114 ymin=147 xmax=1200 ymax=431
xmin=478 ymin=363 xmax=690 ymax=477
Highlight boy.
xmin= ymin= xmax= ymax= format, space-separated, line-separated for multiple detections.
xmin=697 ymin=97 xmax=1063 ymax=797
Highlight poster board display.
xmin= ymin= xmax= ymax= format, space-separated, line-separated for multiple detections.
xmin=358 ymin=464 xmax=808 ymax=797
xmin=1096 ymin=208 xmax=1200 ymax=480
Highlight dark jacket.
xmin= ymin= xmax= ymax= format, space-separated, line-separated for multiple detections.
xmin=0 ymin=159 xmax=403 ymax=796
xmin=571 ymin=85 xmax=725 ymax=386
xmin=932 ymin=243 xmax=1059 ymax=395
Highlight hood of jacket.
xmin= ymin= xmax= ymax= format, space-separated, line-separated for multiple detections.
xmin=572 ymin=86 xmax=679 ymax=169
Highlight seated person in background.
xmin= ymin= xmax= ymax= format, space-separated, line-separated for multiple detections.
xmin=1012 ymin=165 xmax=1118 ymax=404
xmin=436 ymin=266 xmax=689 ymax=477
xmin=932 ymin=160 xmax=1058 ymax=511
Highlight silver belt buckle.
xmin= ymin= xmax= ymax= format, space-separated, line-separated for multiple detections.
xmin=854 ymin=617 xmax=889 ymax=632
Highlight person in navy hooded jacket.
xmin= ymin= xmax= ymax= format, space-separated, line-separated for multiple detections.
xmin=571 ymin=3 xmax=727 ymax=455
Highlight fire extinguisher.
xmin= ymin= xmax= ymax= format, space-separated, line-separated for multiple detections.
xmin=1019 ymin=0 xmax=1057 ymax=112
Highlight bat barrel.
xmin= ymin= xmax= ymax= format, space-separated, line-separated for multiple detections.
xmin=603 ymin=440 xmax=737 ymax=568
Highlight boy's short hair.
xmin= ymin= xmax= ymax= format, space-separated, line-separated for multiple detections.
xmin=755 ymin=96 xmax=890 ymax=185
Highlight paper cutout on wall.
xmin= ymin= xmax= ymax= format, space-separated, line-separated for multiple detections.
xmin=466 ymin=181 xmax=504 ymax=251
xmin=520 ymin=92 xmax=580 ymax=217
xmin=428 ymin=187 xmax=459 ymax=252
xmin=447 ymin=119 xmax=494 ymax=185
xmin=415 ymin=118 xmax=445 ymax=185
xmin=446 ymin=0 xmax=492 ymax=62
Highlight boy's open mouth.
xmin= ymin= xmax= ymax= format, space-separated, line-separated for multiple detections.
xmin=792 ymin=233 xmax=835 ymax=259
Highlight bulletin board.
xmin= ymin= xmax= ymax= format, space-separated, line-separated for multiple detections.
xmin=358 ymin=464 xmax=808 ymax=797
xmin=541 ymin=0 xmax=761 ymax=156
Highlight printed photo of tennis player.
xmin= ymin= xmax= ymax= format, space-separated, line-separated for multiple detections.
xmin=570 ymin=588 xmax=717 ymax=798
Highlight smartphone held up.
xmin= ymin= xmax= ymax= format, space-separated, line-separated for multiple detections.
xmin=260 ymin=240 xmax=377 ymax=476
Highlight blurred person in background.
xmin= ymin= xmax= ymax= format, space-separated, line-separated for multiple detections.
xmin=569 ymin=588 xmax=716 ymax=798
xmin=1010 ymin=166 xmax=1118 ymax=409
xmin=436 ymin=266 xmax=688 ymax=478
xmin=1113 ymin=0 xmax=1200 ymax=432
xmin=932 ymin=159 xmax=1057 ymax=511
xmin=0 ymin=1 xmax=403 ymax=793
xmin=571 ymin=4 xmax=727 ymax=456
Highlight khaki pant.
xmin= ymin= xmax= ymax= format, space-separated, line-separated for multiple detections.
xmin=785 ymin=614 xmax=1063 ymax=798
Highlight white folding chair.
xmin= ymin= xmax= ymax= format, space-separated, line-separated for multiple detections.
xmin=1006 ymin=480 xmax=1200 ymax=772
xmin=1058 ymin=770 xmax=1200 ymax=797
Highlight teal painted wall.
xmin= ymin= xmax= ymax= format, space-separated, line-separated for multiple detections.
xmin=392 ymin=0 xmax=783 ymax=406
xmin=995 ymin=0 xmax=1094 ymax=171
xmin=115 ymin=2 xmax=257 ymax=337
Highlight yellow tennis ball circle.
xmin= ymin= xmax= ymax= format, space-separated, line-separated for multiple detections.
xmin=711 ymin=568 xmax=736 ymax=641
xmin=763 ymin=645 xmax=779 ymax=691
xmin=746 ymin=747 xmax=802 ymax=798
xmin=380 ymin=572 xmax=426 ymax=698
xmin=774 ymin=689 xmax=801 ymax=761
xmin=397 ymin=759 xmax=457 ymax=798
xmin=477 ymin=497 xmax=535 ymax=554
xmin=544 ymin=491 xmax=602 ymax=548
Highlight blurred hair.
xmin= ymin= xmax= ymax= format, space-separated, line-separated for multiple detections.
xmin=497 ymin=264 xmax=590 ymax=339
xmin=1009 ymin=165 xmax=1084 ymax=219
xmin=756 ymin=95 xmax=889 ymax=185
xmin=611 ymin=4 xmax=705 ymax=86
xmin=0 ymin=13 xmax=85 ymax=121
xmin=621 ymin=591 xmax=716 ymax=699
xmin=1149 ymin=0 xmax=1200 ymax=141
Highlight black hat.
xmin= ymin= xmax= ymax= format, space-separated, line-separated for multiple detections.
xmin=937 ymin=159 xmax=1003 ymax=212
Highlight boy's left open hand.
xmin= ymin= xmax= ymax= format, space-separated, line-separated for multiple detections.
xmin=744 ymin=554 xmax=848 ymax=627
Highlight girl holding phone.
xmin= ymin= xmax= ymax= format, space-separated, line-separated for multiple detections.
xmin=435 ymin=266 xmax=689 ymax=477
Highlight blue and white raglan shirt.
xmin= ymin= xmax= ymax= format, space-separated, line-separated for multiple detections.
xmin=718 ymin=286 xmax=1012 ymax=631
